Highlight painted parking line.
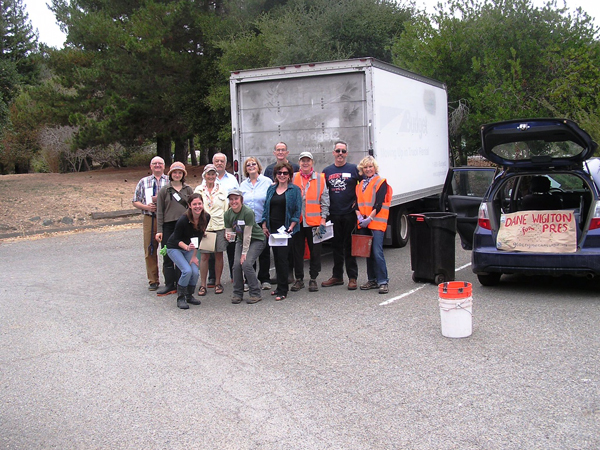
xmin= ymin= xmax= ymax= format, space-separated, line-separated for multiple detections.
xmin=379 ymin=262 xmax=472 ymax=306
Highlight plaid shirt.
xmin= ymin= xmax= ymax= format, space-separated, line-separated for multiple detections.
xmin=132 ymin=174 xmax=169 ymax=216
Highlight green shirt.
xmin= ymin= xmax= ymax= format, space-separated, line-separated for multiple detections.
xmin=224 ymin=204 xmax=265 ymax=254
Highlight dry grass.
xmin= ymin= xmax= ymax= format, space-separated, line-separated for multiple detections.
xmin=0 ymin=165 xmax=206 ymax=239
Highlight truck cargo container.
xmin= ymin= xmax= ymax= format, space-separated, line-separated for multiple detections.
xmin=229 ymin=57 xmax=450 ymax=247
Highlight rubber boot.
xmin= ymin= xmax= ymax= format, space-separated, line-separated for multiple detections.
xmin=157 ymin=266 xmax=177 ymax=296
xmin=186 ymin=284 xmax=201 ymax=305
xmin=176 ymin=285 xmax=189 ymax=309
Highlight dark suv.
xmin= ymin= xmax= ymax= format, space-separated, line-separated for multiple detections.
xmin=443 ymin=118 xmax=600 ymax=286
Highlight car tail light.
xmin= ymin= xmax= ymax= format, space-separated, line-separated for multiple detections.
xmin=478 ymin=203 xmax=491 ymax=230
xmin=589 ymin=200 xmax=600 ymax=230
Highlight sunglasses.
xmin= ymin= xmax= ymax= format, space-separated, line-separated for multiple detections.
xmin=276 ymin=171 xmax=290 ymax=176
xmin=334 ymin=149 xmax=347 ymax=154
xmin=246 ymin=162 xmax=257 ymax=167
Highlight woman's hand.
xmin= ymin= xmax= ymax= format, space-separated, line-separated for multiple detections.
xmin=262 ymin=224 xmax=270 ymax=238
xmin=240 ymin=254 xmax=247 ymax=265
xmin=191 ymin=256 xmax=199 ymax=267
xmin=187 ymin=242 xmax=196 ymax=252
xmin=155 ymin=232 xmax=162 ymax=242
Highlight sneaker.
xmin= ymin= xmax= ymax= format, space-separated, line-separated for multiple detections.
xmin=291 ymin=280 xmax=305 ymax=291
xmin=148 ymin=282 xmax=159 ymax=291
xmin=360 ymin=280 xmax=379 ymax=290
xmin=231 ymin=296 xmax=243 ymax=304
xmin=261 ymin=281 xmax=272 ymax=290
xmin=246 ymin=297 xmax=262 ymax=304
xmin=309 ymin=279 xmax=318 ymax=292
xmin=321 ymin=277 xmax=344 ymax=287
xmin=378 ymin=284 xmax=389 ymax=294
xmin=244 ymin=283 xmax=249 ymax=292
xmin=347 ymin=279 xmax=358 ymax=290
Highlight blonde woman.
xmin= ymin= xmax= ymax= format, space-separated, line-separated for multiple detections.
xmin=355 ymin=156 xmax=392 ymax=294
xmin=239 ymin=157 xmax=272 ymax=289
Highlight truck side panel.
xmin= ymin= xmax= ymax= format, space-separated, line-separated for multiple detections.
xmin=371 ymin=67 xmax=449 ymax=206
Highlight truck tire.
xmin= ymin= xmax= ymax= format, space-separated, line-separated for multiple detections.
xmin=391 ymin=207 xmax=409 ymax=248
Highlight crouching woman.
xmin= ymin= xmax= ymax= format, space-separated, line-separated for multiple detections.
xmin=224 ymin=189 xmax=266 ymax=304
xmin=166 ymin=194 xmax=211 ymax=309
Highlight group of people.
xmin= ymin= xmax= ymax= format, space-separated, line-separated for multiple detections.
xmin=132 ymin=141 xmax=392 ymax=309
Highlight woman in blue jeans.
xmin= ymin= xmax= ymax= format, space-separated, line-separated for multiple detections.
xmin=166 ymin=194 xmax=211 ymax=309
xmin=355 ymin=156 xmax=392 ymax=294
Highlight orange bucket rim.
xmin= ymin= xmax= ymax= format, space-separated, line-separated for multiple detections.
xmin=438 ymin=281 xmax=472 ymax=299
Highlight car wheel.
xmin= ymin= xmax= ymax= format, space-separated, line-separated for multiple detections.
xmin=477 ymin=273 xmax=501 ymax=286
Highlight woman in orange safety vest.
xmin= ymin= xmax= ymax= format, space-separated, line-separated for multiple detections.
xmin=355 ymin=156 xmax=392 ymax=294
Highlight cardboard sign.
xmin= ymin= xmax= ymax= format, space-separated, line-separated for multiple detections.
xmin=496 ymin=210 xmax=577 ymax=253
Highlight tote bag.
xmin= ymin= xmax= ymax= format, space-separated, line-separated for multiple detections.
xmin=199 ymin=231 xmax=217 ymax=252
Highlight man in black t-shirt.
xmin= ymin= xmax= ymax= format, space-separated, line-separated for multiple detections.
xmin=322 ymin=140 xmax=361 ymax=290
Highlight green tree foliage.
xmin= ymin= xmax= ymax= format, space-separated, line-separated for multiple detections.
xmin=48 ymin=0 xmax=225 ymax=163
xmin=392 ymin=0 xmax=600 ymax=161
xmin=0 ymin=0 xmax=40 ymax=173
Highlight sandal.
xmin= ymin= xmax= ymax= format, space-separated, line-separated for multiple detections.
xmin=215 ymin=284 xmax=224 ymax=295
xmin=271 ymin=290 xmax=277 ymax=296
xmin=198 ymin=286 xmax=207 ymax=296
xmin=275 ymin=294 xmax=286 ymax=301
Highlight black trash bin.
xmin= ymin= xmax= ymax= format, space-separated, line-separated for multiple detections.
xmin=408 ymin=212 xmax=457 ymax=284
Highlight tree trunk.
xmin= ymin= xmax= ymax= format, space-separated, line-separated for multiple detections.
xmin=189 ymin=138 xmax=197 ymax=166
xmin=157 ymin=135 xmax=172 ymax=165
xmin=173 ymin=136 xmax=187 ymax=163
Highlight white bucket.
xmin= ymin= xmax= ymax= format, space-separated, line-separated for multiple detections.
xmin=438 ymin=282 xmax=473 ymax=338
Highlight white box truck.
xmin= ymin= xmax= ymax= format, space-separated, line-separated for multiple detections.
xmin=229 ymin=57 xmax=450 ymax=247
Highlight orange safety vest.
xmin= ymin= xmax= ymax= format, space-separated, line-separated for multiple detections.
xmin=293 ymin=172 xmax=325 ymax=226
xmin=356 ymin=175 xmax=392 ymax=232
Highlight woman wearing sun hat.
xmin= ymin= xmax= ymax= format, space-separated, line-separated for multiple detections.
xmin=194 ymin=164 xmax=229 ymax=296
xmin=155 ymin=161 xmax=194 ymax=296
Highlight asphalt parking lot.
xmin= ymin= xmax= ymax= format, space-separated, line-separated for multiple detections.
xmin=1 ymin=227 xmax=599 ymax=449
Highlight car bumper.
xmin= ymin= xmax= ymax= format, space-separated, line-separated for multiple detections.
xmin=472 ymin=230 xmax=600 ymax=277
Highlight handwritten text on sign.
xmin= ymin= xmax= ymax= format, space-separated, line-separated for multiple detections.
xmin=496 ymin=210 xmax=577 ymax=253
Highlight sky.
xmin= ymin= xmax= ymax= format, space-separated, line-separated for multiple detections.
xmin=23 ymin=0 xmax=600 ymax=48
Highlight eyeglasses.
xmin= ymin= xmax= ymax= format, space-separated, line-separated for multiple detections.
xmin=151 ymin=162 xmax=164 ymax=166
xmin=274 ymin=149 xmax=288 ymax=153
xmin=276 ymin=171 xmax=289 ymax=176
xmin=246 ymin=162 xmax=257 ymax=167
xmin=334 ymin=149 xmax=347 ymax=154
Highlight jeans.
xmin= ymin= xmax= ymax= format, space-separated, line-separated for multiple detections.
xmin=167 ymin=248 xmax=199 ymax=288
xmin=329 ymin=212 xmax=358 ymax=280
xmin=360 ymin=228 xmax=388 ymax=285
xmin=292 ymin=226 xmax=322 ymax=280
xmin=233 ymin=239 xmax=266 ymax=298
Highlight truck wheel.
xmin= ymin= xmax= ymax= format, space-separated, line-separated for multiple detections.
xmin=477 ymin=273 xmax=501 ymax=286
xmin=391 ymin=207 xmax=409 ymax=248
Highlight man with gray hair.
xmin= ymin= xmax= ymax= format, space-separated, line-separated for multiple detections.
xmin=132 ymin=156 xmax=169 ymax=290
